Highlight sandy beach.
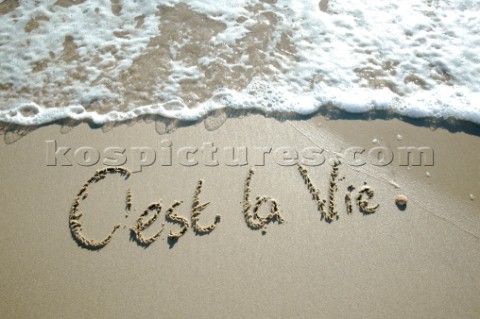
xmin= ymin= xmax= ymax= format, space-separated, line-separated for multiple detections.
xmin=0 ymin=115 xmax=479 ymax=318
xmin=1 ymin=0 xmax=480 ymax=317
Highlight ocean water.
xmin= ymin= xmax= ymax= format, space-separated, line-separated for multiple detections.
xmin=0 ymin=0 xmax=479 ymax=126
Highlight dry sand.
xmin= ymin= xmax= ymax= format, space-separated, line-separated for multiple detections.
xmin=0 ymin=115 xmax=479 ymax=318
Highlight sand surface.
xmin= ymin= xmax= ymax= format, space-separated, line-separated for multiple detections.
xmin=0 ymin=115 xmax=479 ymax=318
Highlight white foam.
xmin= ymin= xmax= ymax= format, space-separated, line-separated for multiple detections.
xmin=0 ymin=0 xmax=479 ymax=126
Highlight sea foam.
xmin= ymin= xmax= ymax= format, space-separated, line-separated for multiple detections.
xmin=0 ymin=0 xmax=479 ymax=126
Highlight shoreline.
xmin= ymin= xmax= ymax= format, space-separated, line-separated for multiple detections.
xmin=2 ymin=108 xmax=480 ymax=140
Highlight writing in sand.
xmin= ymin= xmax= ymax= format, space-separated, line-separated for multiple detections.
xmin=69 ymin=162 xmax=381 ymax=250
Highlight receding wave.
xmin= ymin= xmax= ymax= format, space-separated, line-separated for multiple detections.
xmin=1 ymin=0 xmax=479 ymax=126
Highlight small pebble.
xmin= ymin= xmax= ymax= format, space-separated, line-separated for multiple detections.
xmin=372 ymin=138 xmax=379 ymax=144
xmin=426 ymin=172 xmax=430 ymax=177
xmin=396 ymin=134 xmax=403 ymax=141
xmin=469 ymin=194 xmax=475 ymax=201
xmin=395 ymin=194 xmax=408 ymax=207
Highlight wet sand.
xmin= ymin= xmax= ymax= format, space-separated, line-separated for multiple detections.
xmin=0 ymin=115 xmax=479 ymax=318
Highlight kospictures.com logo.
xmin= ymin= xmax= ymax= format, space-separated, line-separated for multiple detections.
xmin=46 ymin=139 xmax=434 ymax=172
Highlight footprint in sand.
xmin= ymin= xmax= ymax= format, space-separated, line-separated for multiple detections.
xmin=204 ymin=110 xmax=227 ymax=131
xmin=155 ymin=118 xmax=177 ymax=135
xmin=4 ymin=126 xmax=34 ymax=144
